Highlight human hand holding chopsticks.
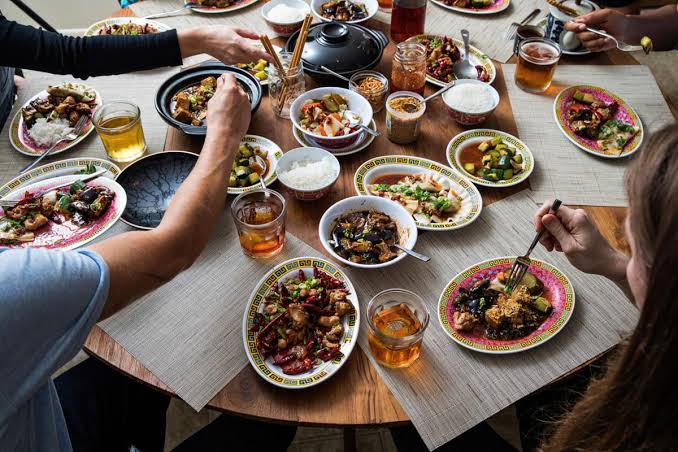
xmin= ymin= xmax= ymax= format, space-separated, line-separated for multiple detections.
xmin=178 ymin=26 xmax=272 ymax=65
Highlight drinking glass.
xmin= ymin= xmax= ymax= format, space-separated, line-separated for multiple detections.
xmin=93 ymin=101 xmax=147 ymax=162
xmin=515 ymin=38 xmax=562 ymax=93
xmin=230 ymin=188 xmax=286 ymax=258
xmin=367 ymin=288 xmax=429 ymax=368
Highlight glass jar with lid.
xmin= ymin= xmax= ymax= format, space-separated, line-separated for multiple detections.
xmin=390 ymin=42 xmax=427 ymax=95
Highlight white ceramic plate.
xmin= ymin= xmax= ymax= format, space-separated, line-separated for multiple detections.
xmin=446 ymin=129 xmax=534 ymax=188
xmin=242 ymin=257 xmax=360 ymax=388
xmin=354 ymin=155 xmax=482 ymax=231
xmin=292 ymin=120 xmax=377 ymax=157
xmin=228 ymin=135 xmax=283 ymax=195
xmin=187 ymin=0 xmax=259 ymax=14
xmin=429 ymin=0 xmax=510 ymax=15
xmin=83 ymin=17 xmax=171 ymax=36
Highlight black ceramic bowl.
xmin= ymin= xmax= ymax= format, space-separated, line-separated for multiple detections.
xmin=285 ymin=22 xmax=388 ymax=84
xmin=155 ymin=62 xmax=262 ymax=136
xmin=116 ymin=151 xmax=198 ymax=229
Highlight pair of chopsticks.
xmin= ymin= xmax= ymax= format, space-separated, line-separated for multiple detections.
xmin=259 ymin=14 xmax=313 ymax=115
xmin=546 ymin=0 xmax=579 ymax=17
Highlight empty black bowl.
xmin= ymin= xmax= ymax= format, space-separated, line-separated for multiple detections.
xmin=116 ymin=151 xmax=198 ymax=229
xmin=155 ymin=62 xmax=262 ymax=136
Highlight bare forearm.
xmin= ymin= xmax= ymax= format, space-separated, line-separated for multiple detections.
xmin=624 ymin=5 xmax=678 ymax=50
xmin=601 ymin=251 xmax=634 ymax=303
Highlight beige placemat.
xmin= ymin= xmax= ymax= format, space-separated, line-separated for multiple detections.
xmin=503 ymin=64 xmax=675 ymax=207
xmin=345 ymin=190 xmax=638 ymax=450
xmin=0 ymin=68 xmax=176 ymax=184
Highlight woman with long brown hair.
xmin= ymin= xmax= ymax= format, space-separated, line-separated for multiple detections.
xmin=392 ymin=124 xmax=678 ymax=451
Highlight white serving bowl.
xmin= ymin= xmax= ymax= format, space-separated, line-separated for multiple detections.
xmin=261 ymin=0 xmax=311 ymax=37
xmin=442 ymin=79 xmax=499 ymax=126
xmin=311 ymin=0 xmax=378 ymax=25
xmin=319 ymin=195 xmax=418 ymax=269
xmin=277 ymin=147 xmax=340 ymax=201
xmin=290 ymin=87 xmax=373 ymax=150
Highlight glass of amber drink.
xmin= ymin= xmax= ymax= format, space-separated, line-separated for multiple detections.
xmin=231 ymin=189 xmax=286 ymax=258
xmin=93 ymin=101 xmax=147 ymax=162
xmin=367 ymin=289 xmax=429 ymax=368
xmin=515 ymin=38 xmax=562 ymax=93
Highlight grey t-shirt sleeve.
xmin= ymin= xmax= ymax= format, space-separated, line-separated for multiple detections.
xmin=0 ymin=248 xmax=110 ymax=420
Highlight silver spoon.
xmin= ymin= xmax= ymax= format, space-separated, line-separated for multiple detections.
xmin=252 ymin=155 xmax=270 ymax=197
xmin=402 ymin=81 xmax=456 ymax=113
xmin=344 ymin=110 xmax=380 ymax=137
xmin=320 ymin=66 xmax=351 ymax=83
xmin=394 ymin=244 xmax=430 ymax=262
xmin=452 ymin=29 xmax=478 ymax=80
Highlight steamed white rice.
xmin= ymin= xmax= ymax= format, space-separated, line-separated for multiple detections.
xmin=28 ymin=118 xmax=74 ymax=147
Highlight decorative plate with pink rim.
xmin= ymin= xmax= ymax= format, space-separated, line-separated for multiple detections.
xmin=0 ymin=175 xmax=126 ymax=251
xmin=438 ymin=257 xmax=575 ymax=354
xmin=186 ymin=0 xmax=259 ymax=14
xmin=553 ymin=85 xmax=644 ymax=159
xmin=429 ymin=0 xmax=510 ymax=15
xmin=9 ymin=83 xmax=102 ymax=157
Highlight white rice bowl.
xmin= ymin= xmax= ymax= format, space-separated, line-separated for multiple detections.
xmin=28 ymin=118 xmax=73 ymax=147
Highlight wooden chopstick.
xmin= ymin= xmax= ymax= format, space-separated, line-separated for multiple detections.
xmin=259 ymin=34 xmax=286 ymax=77
xmin=546 ymin=0 xmax=578 ymax=16
xmin=290 ymin=14 xmax=312 ymax=71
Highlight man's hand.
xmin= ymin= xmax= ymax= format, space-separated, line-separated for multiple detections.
xmin=565 ymin=9 xmax=629 ymax=52
xmin=178 ymin=26 xmax=271 ymax=65
xmin=205 ymin=73 xmax=251 ymax=139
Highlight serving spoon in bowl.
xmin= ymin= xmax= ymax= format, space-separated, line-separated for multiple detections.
xmin=401 ymin=81 xmax=457 ymax=113
xmin=452 ymin=29 xmax=478 ymax=80
xmin=344 ymin=110 xmax=380 ymax=137
xmin=394 ymin=244 xmax=431 ymax=262
xmin=252 ymin=155 xmax=271 ymax=197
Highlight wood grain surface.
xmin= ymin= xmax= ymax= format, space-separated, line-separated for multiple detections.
xmin=85 ymin=15 xmax=665 ymax=425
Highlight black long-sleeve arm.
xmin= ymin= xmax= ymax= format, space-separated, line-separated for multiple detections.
xmin=0 ymin=16 xmax=183 ymax=79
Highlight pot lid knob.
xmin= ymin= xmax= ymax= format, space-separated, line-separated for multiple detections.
xmin=319 ymin=22 xmax=349 ymax=44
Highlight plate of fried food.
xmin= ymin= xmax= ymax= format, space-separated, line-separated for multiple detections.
xmin=0 ymin=175 xmax=125 ymax=250
xmin=406 ymin=35 xmax=495 ymax=86
xmin=438 ymin=257 xmax=575 ymax=354
xmin=243 ymin=257 xmax=360 ymax=388
xmin=430 ymin=0 xmax=509 ymax=14
xmin=354 ymin=155 xmax=482 ymax=231
xmin=84 ymin=17 xmax=171 ymax=36
xmin=9 ymin=82 xmax=102 ymax=156
xmin=186 ymin=0 xmax=259 ymax=13
xmin=554 ymin=85 xmax=643 ymax=158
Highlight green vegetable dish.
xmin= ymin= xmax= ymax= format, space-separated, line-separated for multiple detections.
xmin=459 ymin=136 xmax=523 ymax=182
xmin=229 ymin=143 xmax=269 ymax=188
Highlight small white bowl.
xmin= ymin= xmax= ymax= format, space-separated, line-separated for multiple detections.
xmin=290 ymin=87 xmax=373 ymax=150
xmin=319 ymin=196 xmax=418 ymax=269
xmin=442 ymin=79 xmax=499 ymax=126
xmin=261 ymin=0 xmax=311 ymax=37
xmin=277 ymin=147 xmax=340 ymax=201
xmin=311 ymin=0 xmax=378 ymax=25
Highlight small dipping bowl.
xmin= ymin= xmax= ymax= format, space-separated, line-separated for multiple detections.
xmin=442 ymin=79 xmax=499 ymax=126
xmin=277 ymin=147 xmax=340 ymax=201
xmin=261 ymin=0 xmax=310 ymax=37
xmin=349 ymin=71 xmax=389 ymax=113
xmin=385 ymin=91 xmax=426 ymax=144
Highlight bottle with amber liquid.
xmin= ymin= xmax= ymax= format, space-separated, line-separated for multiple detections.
xmin=390 ymin=0 xmax=426 ymax=43
xmin=367 ymin=289 xmax=430 ymax=368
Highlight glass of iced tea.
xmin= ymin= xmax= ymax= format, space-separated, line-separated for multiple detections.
xmin=230 ymin=189 xmax=286 ymax=258
xmin=93 ymin=101 xmax=147 ymax=162
xmin=367 ymin=289 xmax=429 ymax=368
xmin=515 ymin=38 xmax=562 ymax=93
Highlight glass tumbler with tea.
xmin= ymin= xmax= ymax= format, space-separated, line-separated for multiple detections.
xmin=268 ymin=51 xmax=306 ymax=119
xmin=515 ymin=38 xmax=562 ymax=93
xmin=390 ymin=0 xmax=426 ymax=43
xmin=367 ymin=289 xmax=430 ymax=368
xmin=93 ymin=101 xmax=147 ymax=163
xmin=231 ymin=189 xmax=286 ymax=258
xmin=391 ymin=42 xmax=427 ymax=95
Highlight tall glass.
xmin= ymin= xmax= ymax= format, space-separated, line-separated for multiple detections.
xmin=390 ymin=0 xmax=426 ymax=43
xmin=268 ymin=51 xmax=306 ymax=119
xmin=93 ymin=101 xmax=147 ymax=163
xmin=515 ymin=38 xmax=562 ymax=93
xmin=367 ymin=289 xmax=429 ymax=368
xmin=230 ymin=189 xmax=286 ymax=258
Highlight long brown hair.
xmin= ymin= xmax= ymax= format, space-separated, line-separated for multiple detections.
xmin=543 ymin=124 xmax=678 ymax=451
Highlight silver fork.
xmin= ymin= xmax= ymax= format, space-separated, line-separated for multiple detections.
xmin=582 ymin=26 xmax=645 ymax=52
xmin=505 ymin=199 xmax=562 ymax=293
xmin=143 ymin=3 xmax=202 ymax=19
xmin=19 ymin=115 xmax=89 ymax=175
xmin=505 ymin=8 xmax=541 ymax=41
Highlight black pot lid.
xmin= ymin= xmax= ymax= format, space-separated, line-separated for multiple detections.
xmin=285 ymin=22 xmax=388 ymax=75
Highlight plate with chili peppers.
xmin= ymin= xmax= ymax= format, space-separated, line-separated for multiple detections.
xmin=243 ymin=257 xmax=360 ymax=388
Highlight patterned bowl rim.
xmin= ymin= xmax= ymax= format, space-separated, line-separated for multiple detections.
xmin=228 ymin=135 xmax=283 ymax=195
xmin=292 ymin=119 xmax=377 ymax=156
xmin=406 ymin=34 xmax=497 ymax=86
xmin=446 ymin=129 xmax=534 ymax=187
xmin=437 ymin=256 xmax=576 ymax=354
xmin=353 ymin=155 xmax=483 ymax=231
xmin=429 ymin=0 xmax=510 ymax=15
xmin=552 ymin=84 xmax=644 ymax=159
xmin=242 ymin=256 xmax=360 ymax=389
xmin=83 ymin=17 xmax=172 ymax=36
xmin=9 ymin=83 xmax=102 ymax=157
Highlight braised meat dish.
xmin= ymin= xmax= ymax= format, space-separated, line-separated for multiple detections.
xmin=444 ymin=0 xmax=494 ymax=8
xmin=171 ymin=77 xmax=216 ymax=126
xmin=320 ymin=0 xmax=368 ymax=21
xmin=0 ymin=181 xmax=114 ymax=245
xmin=417 ymin=36 xmax=490 ymax=84
xmin=329 ymin=210 xmax=400 ymax=265
xmin=251 ymin=267 xmax=355 ymax=375
xmin=98 ymin=21 xmax=160 ymax=35
xmin=21 ymin=83 xmax=97 ymax=128
xmin=195 ymin=0 xmax=236 ymax=7
xmin=452 ymin=271 xmax=552 ymax=341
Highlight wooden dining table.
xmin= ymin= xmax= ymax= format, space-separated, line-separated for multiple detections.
xmin=83 ymin=5 xmax=675 ymax=447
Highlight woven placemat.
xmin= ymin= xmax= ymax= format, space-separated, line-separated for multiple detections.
xmin=345 ymin=190 xmax=638 ymax=450
xmin=503 ymin=64 xmax=675 ymax=207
